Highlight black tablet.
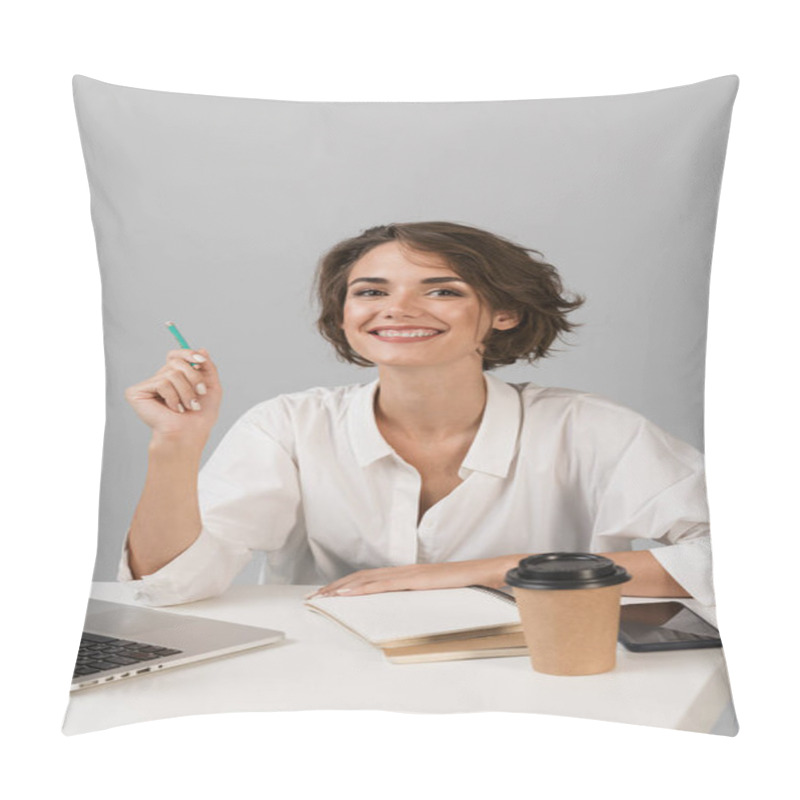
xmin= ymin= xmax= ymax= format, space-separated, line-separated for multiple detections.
xmin=618 ymin=601 xmax=722 ymax=652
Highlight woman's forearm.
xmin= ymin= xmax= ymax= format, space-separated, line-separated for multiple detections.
xmin=312 ymin=550 xmax=693 ymax=598
xmin=598 ymin=550 xmax=690 ymax=597
xmin=495 ymin=551 xmax=689 ymax=597
xmin=128 ymin=435 xmax=205 ymax=579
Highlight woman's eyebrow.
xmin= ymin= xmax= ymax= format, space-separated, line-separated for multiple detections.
xmin=347 ymin=276 xmax=466 ymax=287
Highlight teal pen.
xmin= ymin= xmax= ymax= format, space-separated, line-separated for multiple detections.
xmin=165 ymin=321 xmax=200 ymax=367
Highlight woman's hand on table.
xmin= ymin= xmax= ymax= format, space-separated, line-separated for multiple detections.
xmin=307 ymin=555 xmax=527 ymax=599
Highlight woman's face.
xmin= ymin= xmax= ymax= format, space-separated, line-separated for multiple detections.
xmin=341 ymin=241 xmax=517 ymax=370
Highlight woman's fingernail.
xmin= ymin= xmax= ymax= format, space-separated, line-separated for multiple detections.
xmin=190 ymin=400 xmax=202 ymax=411
xmin=177 ymin=403 xmax=185 ymax=413
xmin=190 ymin=353 xmax=207 ymax=362
xmin=335 ymin=588 xmax=352 ymax=594
xmin=196 ymin=382 xmax=207 ymax=395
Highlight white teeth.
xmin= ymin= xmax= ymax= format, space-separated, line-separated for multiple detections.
xmin=372 ymin=329 xmax=441 ymax=338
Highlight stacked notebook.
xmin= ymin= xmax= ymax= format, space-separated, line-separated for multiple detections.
xmin=304 ymin=585 xmax=528 ymax=663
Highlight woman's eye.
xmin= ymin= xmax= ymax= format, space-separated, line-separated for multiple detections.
xmin=350 ymin=288 xmax=464 ymax=298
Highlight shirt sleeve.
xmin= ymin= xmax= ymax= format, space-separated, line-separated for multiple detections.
xmin=117 ymin=402 xmax=302 ymax=607
xmin=586 ymin=408 xmax=716 ymax=606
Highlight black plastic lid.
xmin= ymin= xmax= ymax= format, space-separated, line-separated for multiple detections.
xmin=505 ymin=553 xmax=632 ymax=590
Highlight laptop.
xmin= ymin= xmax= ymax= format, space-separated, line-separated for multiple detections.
xmin=71 ymin=599 xmax=284 ymax=691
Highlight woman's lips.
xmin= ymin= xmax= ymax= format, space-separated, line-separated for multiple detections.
xmin=368 ymin=328 xmax=444 ymax=342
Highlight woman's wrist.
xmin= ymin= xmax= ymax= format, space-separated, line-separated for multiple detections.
xmin=491 ymin=554 xmax=528 ymax=588
xmin=148 ymin=431 xmax=207 ymax=460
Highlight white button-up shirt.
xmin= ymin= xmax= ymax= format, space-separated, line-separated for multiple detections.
xmin=119 ymin=373 xmax=715 ymax=606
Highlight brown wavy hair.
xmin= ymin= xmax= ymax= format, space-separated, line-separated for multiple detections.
xmin=313 ymin=221 xmax=584 ymax=371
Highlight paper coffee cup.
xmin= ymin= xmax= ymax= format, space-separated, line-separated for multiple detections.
xmin=506 ymin=553 xmax=631 ymax=676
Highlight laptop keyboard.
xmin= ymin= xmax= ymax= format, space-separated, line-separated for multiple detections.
xmin=74 ymin=632 xmax=183 ymax=679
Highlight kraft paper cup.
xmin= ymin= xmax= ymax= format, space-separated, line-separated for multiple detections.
xmin=506 ymin=553 xmax=631 ymax=676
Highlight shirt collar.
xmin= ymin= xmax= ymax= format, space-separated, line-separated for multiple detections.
xmin=459 ymin=373 xmax=523 ymax=478
xmin=347 ymin=378 xmax=394 ymax=467
xmin=347 ymin=373 xmax=522 ymax=478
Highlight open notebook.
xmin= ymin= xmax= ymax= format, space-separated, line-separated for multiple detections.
xmin=304 ymin=586 xmax=527 ymax=663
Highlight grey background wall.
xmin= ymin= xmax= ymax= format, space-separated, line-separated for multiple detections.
xmin=73 ymin=75 xmax=737 ymax=581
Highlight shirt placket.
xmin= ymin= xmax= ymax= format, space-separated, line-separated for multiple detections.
xmin=416 ymin=505 xmax=440 ymax=564
xmin=387 ymin=456 xmax=422 ymax=566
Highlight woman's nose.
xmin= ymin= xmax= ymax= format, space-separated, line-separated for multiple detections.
xmin=380 ymin=292 xmax=421 ymax=317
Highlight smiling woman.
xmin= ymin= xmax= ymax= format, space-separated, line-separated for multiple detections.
xmin=121 ymin=221 xmax=714 ymax=609
xmin=316 ymin=222 xmax=584 ymax=370
xmin=341 ymin=242 xmax=519 ymax=369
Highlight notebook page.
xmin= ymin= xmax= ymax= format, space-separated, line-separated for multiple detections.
xmin=305 ymin=587 xmax=520 ymax=645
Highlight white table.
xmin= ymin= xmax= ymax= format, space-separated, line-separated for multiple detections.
xmin=62 ymin=583 xmax=737 ymax=735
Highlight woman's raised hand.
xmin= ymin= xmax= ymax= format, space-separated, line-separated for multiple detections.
xmin=124 ymin=348 xmax=222 ymax=444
